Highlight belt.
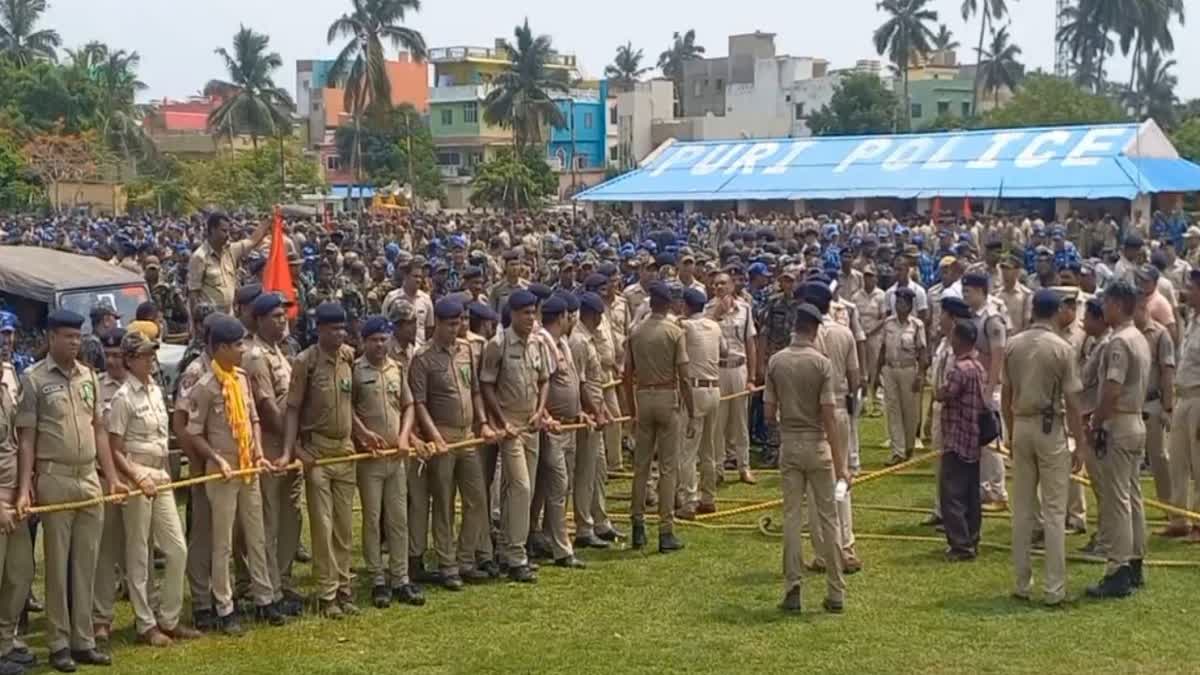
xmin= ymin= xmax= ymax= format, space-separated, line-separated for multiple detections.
xmin=36 ymin=460 xmax=97 ymax=478
xmin=126 ymin=451 xmax=168 ymax=471
xmin=887 ymin=361 xmax=917 ymax=369
xmin=308 ymin=431 xmax=352 ymax=450
xmin=719 ymin=357 xmax=746 ymax=369
xmin=637 ymin=382 xmax=677 ymax=391
xmin=691 ymin=379 xmax=719 ymax=388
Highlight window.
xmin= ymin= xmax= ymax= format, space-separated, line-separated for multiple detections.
xmin=716 ymin=78 xmax=724 ymax=92
xmin=962 ymin=101 xmax=971 ymax=117
xmin=693 ymin=79 xmax=702 ymax=97
xmin=609 ymin=106 xmax=617 ymax=121
xmin=911 ymin=102 xmax=923 ymax=119
xmin=312 ymin=101 xmax=321 ymax=112
xmin=574 ymin=155 xmax=588 ymax=169
xmin=583 ymin=112 xmax=594 ymax=129
xmin=436 ymin=151 xmax=461 ymax=166
xmin=325 ymin=155 xmax=340 ymax=171
xmin=937 ymin=101 xmax=950 ymax=116
xmin=440 ymin=108 xmax=453 ymax=126
xmin=463 ymin=102 xmax=477 ymax=123
xmin=794 ymin=103 xmax=805 ymax=120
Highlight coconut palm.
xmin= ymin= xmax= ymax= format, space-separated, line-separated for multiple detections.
xmin=1057 ymin=2 xmax=1114 ymax=92
xmin=482 ymin=18 xmax=570 ymax=149
xmin=1123 ymin=49 xmax=1177 ymax=126
xmin=657 ymin=29 xmax=705 ymax=115
xmin=932 ymin=24 xmax=959 ymax=51
xmin=95 ymin=49 xmax=150 ymax=160
xmin=326 ymin=0 xmax=427 ymax=121
xmin=1123 ymin=0 xmax=1183 ymax=92
xmin=960 ymin=0 xmax=1010 ymax=116
xmin=0 ymin=0 xmax=60 ymax=66
xmin=977 ymin=25 xmax=1023 ymax=108
xmin=605 ymin=41 xmax=649 ymax=92
xmin=206 ymin=26 xmax=294 ymax=149
xmin=64 ymin=40 xmax=108 ymax=73
xmin=874 ymin=0 xmax=939 ymax=130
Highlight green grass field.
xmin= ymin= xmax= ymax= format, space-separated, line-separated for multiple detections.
xmin=28 ymin=413 xmax=1200 ymax=674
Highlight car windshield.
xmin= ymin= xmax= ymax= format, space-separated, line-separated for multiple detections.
xmin=59 ymin=285 xmax=149 ymax=333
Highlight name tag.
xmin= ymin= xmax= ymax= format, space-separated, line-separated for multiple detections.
xmin=360 ymin=377 xmax=378 ymax=385
xmin=41 ymin=384 xmax=66 ymax=395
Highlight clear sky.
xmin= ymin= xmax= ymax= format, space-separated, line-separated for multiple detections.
xmin=41 ymin=0 xmax=1200 ymax=103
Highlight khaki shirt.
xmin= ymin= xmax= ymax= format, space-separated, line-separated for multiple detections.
xmin=998 ymin=285 xmax=1032 ymax=335
xmin=98 ymin=372 xmax=125 ymax=420
xmin=836 ymin=270 xmax=864 ymax=302
xmin=546 ymin=335 xmax=582 ymax=420
xmin=481 ymin=328 xmax=547 ymax=414
xmin=1003 ymin=324 xmax=1082 ymax=417
xmin=353 ymin=356 xmax=412 ymax=446
xmin=184 ymin=368 xmax=259 ymax=465
xmin=605 ymin=294 xmax=632 ymax=371
xmin=1079 ymin=333 xmax=1108 ymax=413
xmin=107 ymin=377 xmax=170 ymax=462
xmin=1177 ymin=319 xmax=1200 ymax=388
xmin=287 ymin=344 xmax=356 ymax=454
xmin=487 ymin=278 xmax=529 ymax=314
xmin=623 ymin=282 xmax=649 ymax=317
xmin=1142 ymin=320 xmax=1175 ymax=397
xmin=1101 ymin=322 xmax=1152 ymax=415
xmin=187 ymin=239 xmax=253 ymax=311
xmin=387 ymin=337 xmax=415 ymax=369
xmin=815 ymin=318 xmax=860 ymax=400
xmin=16 ymin=358 xmax=101 ymax=466
xmin=681 ymin=316 xmax=724 ymax=382
xmin=852 ymin=287 xmax=887 ymax=337
xmin=569 ymin=328 xmax=604 ymax=409
xmin=881 ymin=315 xmax=924 ymax=367
xmin=466 ymin=332 xmax=488 ymax=377
xmin=765 ymin=339 xmax=835 ymax=434
xmin=627 ymin=314 xmax=688 ymax=387
xmin=707 ymin=298 xmax=756 ymax=362
xmin=410 ymin=339 xmax=476 ymax=430
xmin=243 ymin=335 xmax=292 ymax=459
xmin=0 ymin=366 xmax=18 ymax=489
xmin=830 ymin=298 xmax=866 ymax=342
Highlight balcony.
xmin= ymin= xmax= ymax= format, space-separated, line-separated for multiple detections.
xmin=428 ymin=45 xmax=576 ymax=69
xmin=431 ymin=84 xmax=490 ymax=102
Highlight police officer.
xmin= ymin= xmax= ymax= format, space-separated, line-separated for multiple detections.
xmin=756 ymin=268 xmax=799 ymax=463
xmin=352 ymin=316 xmax=426 ymax=607
xmin=466 ymin=302 xmax=504 ymax=571
xmin=997 ymin=254 xmax=1032 ymax=335
xmin=709 ymin=272 xmax=758 ymax=484
xmin=677 ymin=288 xmax=724 ymax=519
xmin=1168 ymin=269 xmax=1200 ymax=539
xmin=187 ymin=212 xmax=270 ymax=315
xmin=1086 ymin=280 xmax=1151 ymax=598
xmin=480 ymin=289 xmax=549 ymax=582
xmin=1133 ymin=295 xmax=1175 ymax=512
xmin=15 ymin=310 xmax=122 ymax=671
xmin=1077 ymin=297 xmax=1111 ymax=555
xmin=1002 ymin=289 xmax=1087 ymax=606
xmin=767 ymin=303 xmax=849 ymax=614
xmin=963 ymin=272 xmax=1009 ymax=508
xmin=877 ymin=287 xmax=926 ymax=465
xmin=0 ymin=328 xmax=32 ymax=674
xmin=282 ymin=303 xmax=359 ymax=617
xmin=600 ymin=263 xmax=633 ymax=474
xmin=624 ymin=282 xmax=694 ymax=553
xmin=383 ymin=259 xmax=434 ymax=349
xmin=487 ymin=250 xmax=528 ymax=314
xmin=852 ymin=265 xmax=887 ymax=414
xmin=91 ymin=328 xmax=127 ymax=644
xmin=570 ymin=292 xmax=618 ymax=547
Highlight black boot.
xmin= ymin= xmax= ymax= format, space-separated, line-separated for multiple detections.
xmin=1086 ymin=565 xmax=1133 ymax=599
xmin=631 ymin=521 xmax=647 ymax=550
xmin=779 ymin=587 xmax=801 ymax=612
xmin=1129 ymin=559 xmax=1144 ymax=589
xmin=658 ymin=531 xmax=685 ymax=553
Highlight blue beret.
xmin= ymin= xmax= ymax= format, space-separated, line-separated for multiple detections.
xmin=541 ymin=296 xmax=568 ymax=317
xmin=894 ymin=286 xmax=916 ymax=301
xmin=467 ymin=302 xmax=499 ymax=322
xmin=463 ymin=266 xmax=483 ymax=280
xmin=434 ymin=297 xmax=464 ymax=320
xmin=555 ymin=291 xmax=580 ymax=312
xmin=961 ymin=272 xmax=990 ymax=290
xmin=361 ymin=315 xmax=391 ymax=338
xmin=583 ymin=273 xmax=609 ymax=290
xmin=314 ymin=302 xmax=347 ymax=325
xmin=508 ymin=289 xmax=537 ymax=310
xmin=209 ymin=315 xmax=246 ymax=345
xmin=0 ymin=310 xmax=18 ymax=332
xmin=647 ymin=281 xmax=672 ymax=303
xmin=578 ymin=292 xmax=605 ymax=314
xmin=46 ymin=309 xmax=85 ymax=330
xmin=748 ymin=262 xmax=770 ymax=277
xmin=1032 ymin=288 xmax=1062 ymax=313
xmin=798 ymin=281 xmax=832 ymax=305
xmin=98 ymin=327 xmax=126 ymax=348
xmin=528 ymin=283 xmax=553 ymax=300
xmin=250 ymin=292 xmax=283 ymax=318
xmin=235 ymin=283 xmax=263 ymax=306
xmin=795 ymin=303 xmax=822 ymax=325
xmin=655 ymin=253 xmax=675 ymax=267
xmin=940 ymin=296 xmax=972 ymax=319
xmin=683 ymin=288 xmax=707 ymax=310
xmin=596 ymin=262 xmax=619 ymax=276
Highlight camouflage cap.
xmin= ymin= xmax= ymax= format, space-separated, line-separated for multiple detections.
xmin=388 ymin=300 xmax=416 ymax=323
xmin=121 ymin=329 xmax=159 ymax=355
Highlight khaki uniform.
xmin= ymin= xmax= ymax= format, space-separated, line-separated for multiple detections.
xmin=1140 ymin=321 xmax=1174 ymax=505
xmin=287 ymin=344 xmax=357 ymax=602
xmin=879 ymin=315 xmax=925 ymax=459
xmin=568 ymin=327 xmax=611 ymax=539
xmin=93 ymin=371 xmax=125 ymax=630
xmin=1004 ymin=324 xmax=1082 ymax=603
xmin=352 ymin=355 xmax=413 ymax=587
xmin=538 ymin=334 xmax=581 ymax=560
xmin=466 ymin=331 xmax=500 ymax=557
xmin=243 ymin=335 xmax=299 ymax=602
xmin=810 ymin=319 xmax=860 ymax=567
xmin=627 ymin=315 xmax=688 ymax=533
xmin=975 ymin=305 xmax=1009 ymax=504
xmin=599 ymin=301 xmax=629 ymax=472
xmin=185 ymin=368 xmax=274 ymax=617
xmin=998 ymin=284 xmax=1033 ymax=335
xmin=409 ymin=339 xmax=488 ymax=575
xmin=480 ymin=328 xmax=548 ymax=568
xmin=710 ymin=299 xmax=756 ymax=470
xmin=679 ymin=316 xmax=724 ymax=509
xmin=852 ymin=286 xmax=887 ymax=401
xmin=1078 ymin=332 xmax=1108 ymax=550
xmin=623 ymin=282 xmax=649 ymax=319
xmin=15 ymin=359 xmax=104 ymax=652
xmin=187 ymin=239 xmax=254 ymax=313
xmin=830 ymin=299 xmax=866 ymax=474
xmin=108 ymin=377 xmax=187 ymax=633
xmin=1170 ymin=320 xmax=1200 ymax=529
xmin=1095 ymin=323 xmax=1151 ymax=575
xmin=0 ymin=365 xmax=32 ymax=656
xmin=486 ymin=278 xmax=529 ymax=315
xmin=765 ymin=338 xmax=846 ymax=604
xmin=178 ymin=358 xmax=215 ymax=612
xmin=382 ymin=288 xmax=435 ymax=349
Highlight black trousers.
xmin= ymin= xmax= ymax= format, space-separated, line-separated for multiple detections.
xmin=940 ymin=452 xmax=981 ymax=554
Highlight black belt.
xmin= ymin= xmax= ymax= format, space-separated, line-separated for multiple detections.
xmin=691 ymin=379 xmax=719 ymax=388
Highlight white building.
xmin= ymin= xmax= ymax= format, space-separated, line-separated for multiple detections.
xmin=615 ymin=79 xmax=675 ymax=169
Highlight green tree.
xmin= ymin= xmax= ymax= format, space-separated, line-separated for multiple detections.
xmin=0 ymin=59 xmax=102 ymax=133
xmin=182 ymin=142 xmax=323 ymax=211
xmin=960 ymin=0 xmax=1010 ymax=117
xmin=977 ymin=25 xmax=1023 ymax=108
xmin=470 ymin=148 xmax=553 ymax=210
xmin=874 ymin=0 xmax=939 ymax=130
xmin=807 ymin=73 xmax=899 ymax=136
xmin=482 ymin=18 xmax=570 ymax=149
xmin=1057 ymin=2 xmax=1114 ymax=92
xmin=1122 ymin=49 xmax=1177 ymax=127
xmin=1170 ymin=116 xmax=1200 ymax=162
xmin=0 ymin=0 xmax=60 ymax=66
xmin=605 ymin=41 xmax=649 ymax=93
xmin=0 ymin=129 xmax=36 ymax=209
xmin=87 ymin=46 xmax=152 ymax=173
xmin=656 ymin=29 xmax=704 ymax=116
xmin=982 ymin=73 xmax=1125 ymax=128
xmin=1124 ymin=0 xmax=1183 ymax=93
xmin=334 ymin=103 xmax=443 ymax=200
xmin=206 ymin=26 xmax=294 ymax=149
xmin=932 ymin=24 xmax=959 ymax=51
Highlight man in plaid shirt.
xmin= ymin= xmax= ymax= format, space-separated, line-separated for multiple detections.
xmin=935 ymin=319 xmax=988 ymax=561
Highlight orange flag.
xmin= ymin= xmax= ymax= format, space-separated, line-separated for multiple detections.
xmin=931 ymin=196 xmax=942 ymax=227
xmin=963 ymin=197 xmax=973 ymax=220
xmin=263 ymin=206 xmax=298 ymax=320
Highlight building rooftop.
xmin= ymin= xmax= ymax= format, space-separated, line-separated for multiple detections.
xmin=428 ymin=44 xmax=576 ymax=69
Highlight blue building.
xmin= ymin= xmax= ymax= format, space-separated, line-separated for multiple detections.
xmin=548 ymin=80 xmax=608 ymax=171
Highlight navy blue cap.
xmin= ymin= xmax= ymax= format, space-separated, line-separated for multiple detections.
xmin=46 ymin=309 xmax=85 ymax=330
xmin=235 ymin=283 xmax=263 ymax=306
xmin=940 ymin=296 xmax=972 ymax=319
xmin=961 ymin=272 xmax=990 ymax=290
xmin=683 ymin=288 xmax=707 ymax=311
xmin=463 ymin=265 xmax=483 ymax=280
xmin=541 ymin=296 xmax=568 ymax=318
xmin=655 ymin=253 xmax=676 ymax=267
xmin=578 ymin=292 xmax=605 ymax=314
xmin=798 ymin=281 xmax=832 ymax=305
xmin=508 ymin=289 xmax=537 ymax=310
xmin=795 ymin=303 xmax=822 ymax=325
xmin=647 ymin=281 xmax=672 ymax=303
xmin=583 ymin=273 xmax=608 ymax=290
xmin=467 ymin=301 xmax=499 ymax=322
xmin=314 ymin=302 xmax=347 ymax=325
xmin=250 ymin=292 xmax=283 ymax=318
xmin=597 ymin=262 xmax=619 ymax=276
xmin=99 ymin=327 xmax=126 ymax=348
xmin=1123 ymin=235 xmax=1144 ymax=248
xmin=894 ymin=286 xmax=916 ymax=301
xmin=434 ymin=297 xmax=464 ymax=320
xmin=555 ymin=291 xmax=580 ymax=312
xmin=528 ymin=283 xmax=553 ymax=300
xmin=361 ymin=315 xmax=391 ymax=338
xmin=209 ymin=315 xmax=246 ymax=345
xmin=1032 ymin=288 xmax=1062 ymax=314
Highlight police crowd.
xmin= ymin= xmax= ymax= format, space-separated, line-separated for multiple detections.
xmin=0 ymin=205 xmax=1197 ymax=670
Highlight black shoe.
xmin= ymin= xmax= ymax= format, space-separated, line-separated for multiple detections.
xmin=277 ymin=596 xmax=304 ymax=617
xmin=218 ymin=612 xmax=244 ymax=635
xmin=192 ymin=608 xmax=218 ymax=632
xmin=394 ymin=584 xmax=426 ymax=606
xmin=23 ymin=594 xmax=41 ymax=614
xmin=48 ymin=649 xmax=75 ymax=673
xmin=658 ymin=532 xmax=685 ymax=553
xmin=478 ymin=559 xmax=501 ymax=579
xmin=723 ymin=458 xmax=738 ymax=470
xmin=574 ymin=533 xmax=610 ymax=549
xmin=462 ymin=567 xmax=491 ymax=583
xmin=153 ymin=549 xmax=167 ymax=571
xmin=0 ymin=659 xmax=22 ymax=675
xmin=595 ymin=526 xmax=623 ymax=542
xmin=70 ymin=649 xmax=110 ymax=666
xmin=409 ymin=556 xmax=434 ymax=583
xmin=822 ymin=597 xmax=845 ymax=614
xmin=441 ymin=575 xmax=464 ymax=591
xmin=372 ymin=584 xmax=392 ymax=608
xmin=508 ymin=565 xmax=537 ymax=583
xmin=920 ymin=514 xmax=943 ymax=527
xmin=337 ymin=595 xmax=361 ymax=616
xmin=554 ymin=556 xmax=587 ymax=569
xmin=631 ymin=521 xmax=647 ymax=550
xmin=1031 ymin=530 xmax=1045 ymax=550
xmin=527 ymin=539 xmax=553 ymax=561
xmin=4 ymin=648 xmax=35 ymax=666
xmin=1086 ymin=565 xmax=1133 ymax=599
xmin=294 ymin=545 xmax=312 ymax=564
xmin=779 ymin=587 xmax=802 ymax=612
xmin=255 ymin=602 xmax=286 ymax=626
xmin=1130 ymin=559 xmax=1145 ymax=589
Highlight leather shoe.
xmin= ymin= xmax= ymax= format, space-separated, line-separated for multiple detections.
xmin=842 ymin=558 xmax=863 ymax=575
xmin=70 ymin=649 xmax=111 ymax=666
xmin=394 ymin=584 xmax=426 ymax=606
xmin=48 ymin=649 xmax=75 ymax=673
xmin=218 ymin=612 xmax=244 ymax=635
xmin=675 ymin=504 xmax=697 ymax=521
xmin=135 ymin=627 xmax=172 ymax=648
xmin=595 ymin=526 xmax=623 ymax=541
xmin=805 ymin=560 xmax=826 ymax=573
xmin=0 ymin=659 xmax=21 ymax=675
xmin=160 ymin=624 xmax=202 ymax=640
xmin=462 ymin=567 xmax=491 ymax=583
xmin=1086 ymin=565 xmax=1133 ymax=599
xmin=1157 ymin=525 xmax=1192 ymax=538
xmin=478 ymin=559 xmax=501 ymax=578
xmin=441 ymin=575 xmax=465 ymax=591
xmin=372 ymin=585 xmax=391 ymax=608
xmin=696 ymin=502 xmax=717 ymax=515
xmin=573 ymin=533 xmax=609 ymax=549
xmin=508 ymin=565 xmax=538 ymax=583
xmin=631 ymin=521 xmax=647 ymax=550
xmin=192 ymin=608 xmax=217 ymax=632
xmin=554 ymin=556 xmax=587 ymax=569
xmin=3 ymin=647 xmax=35 ymax=666
xmin=779 ymin=587 xmax=802 ymax=612
xmin=256 ymin=602 xmax=287 ymax=626
xmin=1130 ymin=559 xmax=1145 ymax=588
xmin=658 ymin=532 xmax=685 ymax=553
xmin=738 ymin=469 xmax=757 ymax=485
xmin=822 ymin=597 xmax=844 ymax=614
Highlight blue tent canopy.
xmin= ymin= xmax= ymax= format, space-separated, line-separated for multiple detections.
xmin=576 ymin=121 xmax=1200 ymax=203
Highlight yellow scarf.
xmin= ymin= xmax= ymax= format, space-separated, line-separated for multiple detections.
xmin=212 ymin=359 xmax=254 ymax=482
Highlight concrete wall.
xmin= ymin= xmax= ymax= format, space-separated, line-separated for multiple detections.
xmin=681 ymin=57 xmax=729 ymax=117
xmin=616 ymin=79 xmax=675 ymax=169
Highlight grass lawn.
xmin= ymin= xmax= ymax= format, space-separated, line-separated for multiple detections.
xmin=28 ymin=413 xmax=1200 ymax=674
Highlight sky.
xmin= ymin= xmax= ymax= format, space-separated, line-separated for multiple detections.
xmin=40 ymin=0 xmax=1200 ymax=104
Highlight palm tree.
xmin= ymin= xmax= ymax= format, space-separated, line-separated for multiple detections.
xmin=95 ymin=49 xmax=151 ymax=168
xmin=206 ymin=26 xmax=294 ymax=149
xmin=960 ymin=0 xmax=1010 ymax=117
xmin=482 ymin=18 xmax=570 ymax=149
xmin=0 ymin=0 xmax=61 ymax=66
xmin=874 ymin=0 xmax=938 ymax=130
xmin=977 ymin=25 xmax=1023 ymax=108
xmin=657 ymin=29 xmax=705 ymax=116
xmin=1057 ymin=2 xmax=1113 ymax=93
xmin=1123 ymin=49 xmax=1177 ymax=126
xmin=605 ymin=41 xmax=649 ymax=92
xmin=64 ymin=40 xmax=108 ymax=73
xmin=1123 ymin=0 xmax=1183 ymax=92
xmin=932 ymin=24 xmax=959 ymax=51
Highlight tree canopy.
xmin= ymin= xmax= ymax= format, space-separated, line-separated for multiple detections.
xmin=982 ymin=73 xmax=1126 ymax=128
xmin=807 ymin=73 xmax=900 ymax=136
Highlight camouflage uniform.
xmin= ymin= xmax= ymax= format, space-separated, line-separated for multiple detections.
xmin=365 ymin=281 xmax=394 ymax=316
xmin=756 ymin=289 xmax=801 ymax=453
xmin=153 ymin=282 xmax=189 ymax=335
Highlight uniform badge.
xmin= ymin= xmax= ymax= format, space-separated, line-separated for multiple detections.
xmin=81 ymin=381 xmax=95 ymax=407
xmin=339 ymin=379 xmax=352 ymax=393
xmin=459 ymin=364 xmax=471 ymax=387
xmin=386 ymin=380 xmax=399 ymax=395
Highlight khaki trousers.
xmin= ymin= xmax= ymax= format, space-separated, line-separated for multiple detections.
xmin=357 ymin=457 xmax=409 ymax=587
xmin=809 ymin=409 xmax=856 ymax=564
xmin=780 ymin=430 xmax=846 ymax=603
xmin=882 ymin=365 xmax=919 ymax=459
xmin=864 ymin=334 xmax=883 ymax=402
xmin=39 ymin=468 xmax=103 ymax=652
xmin=123 ymin=462 xmax=187 ymax=634
xmin=430 ymin=432 xmax=488 ymax=574
xmin=499 ymin=424 xmax=540 ymax=567
xmin=568 ymin=426 xmax=609 ymax=539
xmin=930 ymin=401 xmax=943 ymax=518
xmin=1143 ymin=400 xmax=1171 ymax=504
xmin=92 ymin=501 xmax=124 ymax=627
xmin=206 ymin=476 xmax=273 ymax=616
xmin=259 ymin=471 xmax=302 ymax=600
xmin=1168 ymin=396 xmax=1200 ymax=529
xmin=981 ymin=388 xmax=1008 ymax=503
xmin=603 ymin=387 xmax=624 ymax=472
xmin=1011 ymin=418 xmax=1071 ymax=603
xmin=305 ymin=460 xmax=356 ymax=601
xmin=632 ymin=390 xmax=679 ymax=533
xmin=407 ymin=457 xmax=431 ymax=560
xmin=678 ymin=387 xmax=720 ymax=508
xmin=1066 ymin=436 xmax=1088 ymax=527
xmin=1082 ymin=427 xmax=1109 ymax=554
xmin=0 ymin=521 xmax=32 ymax=655
xmin=475 ymin=444 xmax=499 ymax=557
xmin=537 ymin=430 xmax=574 ymax=560
xmin=1096 ymin=416 xmax=1147 ymax=575
xmin=185 ymin=483 xmax=212 ymax=611
xmin=716 ymin=366 xmax=750 ymax=470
